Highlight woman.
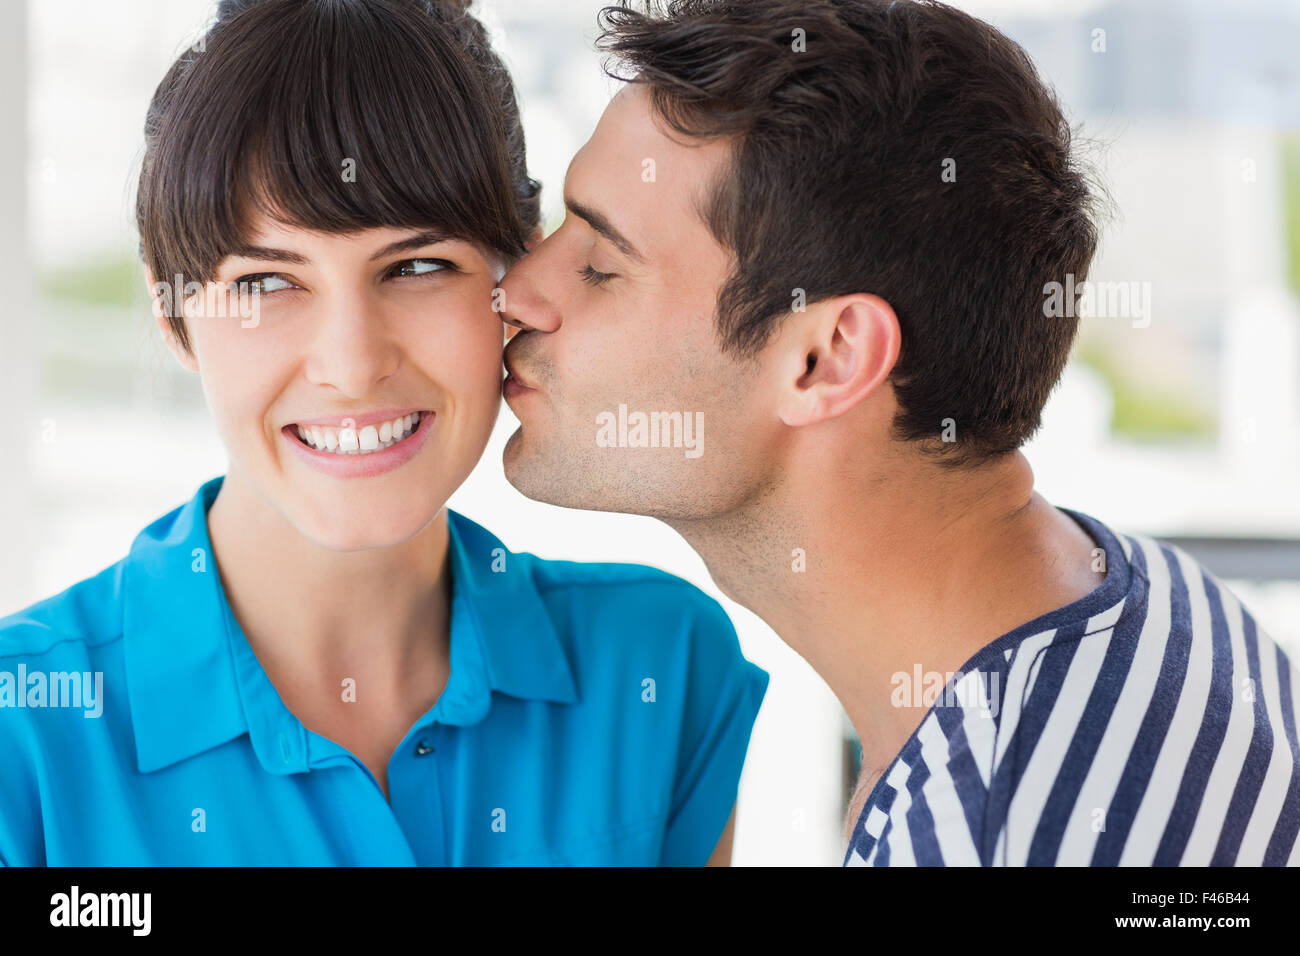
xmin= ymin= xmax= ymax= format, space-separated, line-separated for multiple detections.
xmin=0 ymin=0 xmax=767 ymax=865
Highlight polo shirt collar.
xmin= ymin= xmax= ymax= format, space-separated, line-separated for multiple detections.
xmin=441 ymin=509 xmax=578 ymax=713
xmin=122 ymin=476 xmax=247 ymax=774
xmin=122 ymin=476 xmax=576 ymax=775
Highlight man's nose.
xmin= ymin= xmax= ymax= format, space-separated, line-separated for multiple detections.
xmin=499 ymin=255 xmax=562 ymax=335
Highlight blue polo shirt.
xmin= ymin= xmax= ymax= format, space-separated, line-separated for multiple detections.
xmin=0 ymin=476 xmax=768 ymax=866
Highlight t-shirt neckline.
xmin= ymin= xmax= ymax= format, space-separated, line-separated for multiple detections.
xmin=843 ymin=506 xmax=1136 ymax=861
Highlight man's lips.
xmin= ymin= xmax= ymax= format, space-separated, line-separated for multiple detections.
xmin=502 ymin=358 xmax=539 ymax=392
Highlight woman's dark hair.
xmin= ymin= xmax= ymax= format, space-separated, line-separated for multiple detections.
xmin=138 ymin=0 xmax=540 ymax=354
xmin=596 ymin=0 xmax=1105 ymax=466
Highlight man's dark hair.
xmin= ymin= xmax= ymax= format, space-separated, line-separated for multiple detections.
xmin=137 ymin=0 xmax=540 ymax=355
xmin=596 ymin=0 xmax=1103 ymax=465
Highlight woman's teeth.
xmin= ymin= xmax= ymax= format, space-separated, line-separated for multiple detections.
xmin=295 ymin=412 xmax=423 ymax=455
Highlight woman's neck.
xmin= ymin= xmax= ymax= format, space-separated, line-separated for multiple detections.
xmin=204 ymin=470 xmax=453 ymax=710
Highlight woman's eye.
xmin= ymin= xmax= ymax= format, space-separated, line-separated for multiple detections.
xmin=578 ymin=264 xmax=616 ymax=287
xmin=233 ymin=273 xmax=295 ymax=295
xmin=389 ymin=258 xmax=454 ymax=279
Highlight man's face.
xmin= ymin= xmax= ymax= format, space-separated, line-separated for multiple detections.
xmin=500 ymin=84 xmax=780 ymax=520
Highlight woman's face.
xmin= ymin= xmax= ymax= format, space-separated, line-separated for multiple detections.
xmin=155 ymin=212 xmax=506 ymax=551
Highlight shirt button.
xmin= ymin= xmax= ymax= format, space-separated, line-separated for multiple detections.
xmin=415 ymin=738 xmax=435 ymax=756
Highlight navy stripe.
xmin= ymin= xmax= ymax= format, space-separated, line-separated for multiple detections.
xmin=933 ymin=694 xmax=992 ymax=858
xmin=982 ymin=622 xmax=1086 ymax=864
xmin=846 ymin=807 xmax=879 ymax=864
xmin=1027 ymin=614 xmax=1139 ymax=864
xmin=853 ymin=763 xmax=904 ymax=863
xmin=903 ymin=760 xmax=943 ymax=865
xmin=873 ymin=814 xmax=894 ymax=866
xmin=1211 ymin=606 xmax=1272 ymax=865
xmin=1154 ymin=554 xmax=1233 ymax=865
xmin=870 ymin=733 xmax=929 ymax=866
xmin=975 ymin=653 xmax=1013 ymax=734
xmin=980 ymin=645 xmax=1030 ymax=865
xmin=1092 ymin=538 xmax=1189 ymax=866
xmin=1264 ymin=644 xmax=1300 ymax=865
xmin=842 ymin=843 xmax=854 ymax=865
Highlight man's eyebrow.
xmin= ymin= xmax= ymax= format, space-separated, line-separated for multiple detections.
xmin=224 ymin=230 xmax=459 ymax=266
xmin=564 ymin=198 xmax=644 ymax=263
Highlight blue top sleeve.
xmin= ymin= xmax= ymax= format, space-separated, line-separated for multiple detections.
xmin=658 ymin=596 xmax=769 ymax=865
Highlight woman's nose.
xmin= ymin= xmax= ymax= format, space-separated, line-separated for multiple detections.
xmin=304 ymin=294 xmax=400 ymax=396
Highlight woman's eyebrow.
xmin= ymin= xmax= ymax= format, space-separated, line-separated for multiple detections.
xmin=223 ymin=230 xmax=458 ymax=267
xmin=368 ymin=229 xmax=458 ymax=261
xmin=227 ymin=244 xmax=309 ymax=264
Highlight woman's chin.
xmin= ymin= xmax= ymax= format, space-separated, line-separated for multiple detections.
xmin=292 ymin=507 xmax=443 ymax=553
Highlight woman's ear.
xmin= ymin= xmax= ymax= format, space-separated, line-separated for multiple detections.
xmin=143 ymin=266 xmax=199 ymax=373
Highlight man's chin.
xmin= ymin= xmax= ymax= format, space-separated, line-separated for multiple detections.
xmin=501 ymin=427 xmax=533 ymax=491
xmin=501 ymin=428 xmax=564 ymax=505
xmin=503 ymin=430 xmax=614 ymax=513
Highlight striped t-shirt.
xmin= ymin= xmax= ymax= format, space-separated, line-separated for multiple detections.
xmin=843 ymin=509 xmax=1300 ymax=866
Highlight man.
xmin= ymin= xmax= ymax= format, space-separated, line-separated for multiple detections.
xmin=497 ymin=0 xmax=1300 ymax=865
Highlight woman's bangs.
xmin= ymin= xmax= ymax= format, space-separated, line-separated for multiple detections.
xmin=172 ymin=0 xmax=523 ymax=279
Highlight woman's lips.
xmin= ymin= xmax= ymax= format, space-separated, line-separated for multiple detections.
xmin=281 ymin=410 xmax=435 ymax=479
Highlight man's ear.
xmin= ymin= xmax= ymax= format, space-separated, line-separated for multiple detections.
xmin=143 ymin=266 xmax=199 ymax=373
xmin=774 ymin=293 xmax=901 ymax=428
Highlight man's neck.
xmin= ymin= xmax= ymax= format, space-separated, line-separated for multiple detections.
xmin=205 ymin=470 xmax=452 ymax=712
xmin=670 ymin=445 xmax=1104 ymax=792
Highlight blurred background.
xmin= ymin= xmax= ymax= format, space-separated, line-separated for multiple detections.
xmin=0 ymin=0 xmax=1298 ymax=865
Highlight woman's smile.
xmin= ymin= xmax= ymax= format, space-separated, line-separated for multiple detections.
xmin=281 ymin=408 xmax=436 ymax=479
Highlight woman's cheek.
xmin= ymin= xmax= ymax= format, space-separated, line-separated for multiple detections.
xmin=436 ymin=298 xmax=507 ymax=384
xmin=191 ymin=327 xmax=288 ymax=454
xmin=455 ymin=305 xmax=508 ymax=438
